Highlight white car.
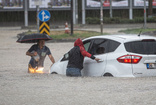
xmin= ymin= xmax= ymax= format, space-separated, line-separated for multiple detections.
xmin=50 ymin=35 xmax=156 ymax=77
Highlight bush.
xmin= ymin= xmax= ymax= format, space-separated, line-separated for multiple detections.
xmin=86 ymin=17 xmax=100 ymax=24
xmin=103 ymin=17 xmax=112 ymax=23
xmin=86 ymin=17 xmax=156 ymax=24
xmin=147 ymin=17 xmax=156 ymax=22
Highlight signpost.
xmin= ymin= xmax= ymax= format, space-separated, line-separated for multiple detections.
xmin=100 ymin=0 xmax=104 ymax=34
xmin=39 ymin=21 xmax=50 ymax=35
xmin=38 ymin=10 xmax=51 ymax=35
xmin=144 ymin=0 xmax=147 ymax=29
xmin=37 ymin=5 xmax=40 ymax=32
xmin=24 ymin=0 xmax=28 ymax=27
xmin=38 ymin=10 xmax=51 ymax=22
xmin=34 ymin=0 xmax=42 ymax=33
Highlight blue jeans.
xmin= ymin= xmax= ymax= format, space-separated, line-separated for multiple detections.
xmin=66 ymin=68 xmax=81 ymax=77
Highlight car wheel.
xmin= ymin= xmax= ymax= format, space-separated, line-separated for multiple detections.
xmin=51 ymin=72 xmax=58 ymax=74
xmin=103 ymin=73 xmax=113 ymax=77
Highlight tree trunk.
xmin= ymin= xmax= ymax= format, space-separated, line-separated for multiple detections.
xmin=148 ymin=0 xmax=153 ymax=17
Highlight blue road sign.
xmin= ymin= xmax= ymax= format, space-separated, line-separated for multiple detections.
xmin=38 ymin=10 xmax=51 ymax=22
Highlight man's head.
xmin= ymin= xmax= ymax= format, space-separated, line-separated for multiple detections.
xmin=38 ymin=40 xmax=45 ymax=48
xmin=74 ymin=38 xmax=83 ymax=47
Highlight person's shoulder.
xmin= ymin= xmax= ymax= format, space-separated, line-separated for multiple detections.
xmin=44 ymin=45 xmax=49 ymax=49
xmin=72 ymin=46 xmax=79 ymax=50
xmin=44 ymin=46 xmax=50 ymax=50
xmin=32 ymin=44 xmax=38 ymax=46
xmin=31 ymin=44 xmax=38 ymax=48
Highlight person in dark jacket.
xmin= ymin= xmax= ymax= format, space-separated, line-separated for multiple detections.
xmin=66 ymin=38 xmax=100 ymax=77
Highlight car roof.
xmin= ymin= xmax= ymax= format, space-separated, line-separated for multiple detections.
xmin=83 ymin=34 xmax=156 ymax=43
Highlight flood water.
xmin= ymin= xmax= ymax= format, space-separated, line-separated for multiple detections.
xmin=1 ymin=29 xmax=156 ymax=105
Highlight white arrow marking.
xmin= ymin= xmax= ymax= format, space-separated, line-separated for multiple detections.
xmin=45 ymin=15 xmax=50 ymax=19
xmin=41 ymin=11 xmax=46 ymax=21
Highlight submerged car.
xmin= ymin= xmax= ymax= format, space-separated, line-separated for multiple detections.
xmin=50 ymin=34 xmax=156 ymax=77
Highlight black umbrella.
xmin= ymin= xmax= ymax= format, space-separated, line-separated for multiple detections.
xmin=16 ymin=33 xmax=53 ymax=43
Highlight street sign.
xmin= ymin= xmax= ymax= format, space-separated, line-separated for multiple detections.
xmin=38 ymin=10 xmax=51 ymax=22
xmin=39 ymin=21 xmax=50 ymax=35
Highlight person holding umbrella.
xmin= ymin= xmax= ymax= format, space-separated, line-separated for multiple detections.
xmin=17 ymin=33 xmax=55 ymax=73
xmin=26 ymin=39 xmax=55 ymax=73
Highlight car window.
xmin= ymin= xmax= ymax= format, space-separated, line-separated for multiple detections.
xmin=108 ymin=40 xmax=121 ymax=52
xmin=124 ymin=40 xmax=156 ymax=55
xmin=83 ymin=40 xmax=91 ymax=51
xmin=61 ymin=53 xmax=69 ymax=61
xmin=89 ymin=39 xmax=109 ymax=55
xmin=61 ymin=40 xmax=92 ymax=62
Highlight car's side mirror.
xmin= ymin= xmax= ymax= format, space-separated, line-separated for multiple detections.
xmin=64 ymin=53 xmax=69 ymax=59
xmin=61 ymin=53 xmax=69 ymax=61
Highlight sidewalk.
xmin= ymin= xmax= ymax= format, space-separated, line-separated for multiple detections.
xmin=76 ymin=23 xmax=156 ymax=29
xmin=54 ymin=23 xmax=156 ymax=34
xmin=0 ymin=23 xmax=155 ymax=29
xmin=0 ymin=23 xmax=155 ymax=35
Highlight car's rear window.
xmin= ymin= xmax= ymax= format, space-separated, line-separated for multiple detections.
xmin=124 ymin=40 xmax=156 ymax=54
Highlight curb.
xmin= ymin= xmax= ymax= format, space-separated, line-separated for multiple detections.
xmin=17 ymin=31 xmax=156 ymax=43
xmin=142 ymin=31 xmax=156 ymax=36
xmin=47 ymin=39 xmax=76 ymax=43
xmin=17 ymin=32 xmax=76 ymax=43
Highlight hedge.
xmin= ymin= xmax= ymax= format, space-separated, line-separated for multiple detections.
xmin=86 ymin=17 xmax=156 ymax=24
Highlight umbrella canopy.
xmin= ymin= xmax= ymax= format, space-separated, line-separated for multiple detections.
xmin=16 ymin=33 xmax=53 ymax=43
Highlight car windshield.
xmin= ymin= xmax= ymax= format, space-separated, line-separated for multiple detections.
xmin=124 ymin=40 xmax=156 ymax=55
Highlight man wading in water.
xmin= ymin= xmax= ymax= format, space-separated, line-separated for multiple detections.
xmin=66 ymin=38 xmax=100 ymax=77
xmin=26 ymin=40 xmax=55 ymax=73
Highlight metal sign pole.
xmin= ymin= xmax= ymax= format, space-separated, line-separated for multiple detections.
xmin=35 ymin=0 xmax=42 ymax=33
xmin=37 ymin=5 xmax=40 ymax=33
xmin=144 ymin=0 xmax=147 ymax=29
xmin=100 ymin=0 xmax=104 ymax=34
xmin=110 ymin=0 xmax=112 ymax=18
xmin=24 ymin=0 xmax=28 ymax=27
xmin=129 ymin=0 xmax=133 ymax=20
xmin=76 ymin=0 xmax=78 ymax=24
xmin=73 ymin=0 xmax=76 ymax=24
xmin=71 ymin=0 xmax=73 ymax=35
xmin=82 ymin=0 xmax=85 ymax=24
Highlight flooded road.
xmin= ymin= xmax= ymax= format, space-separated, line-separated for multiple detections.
xmin=1 ymin=29 xmax=156 ymax=105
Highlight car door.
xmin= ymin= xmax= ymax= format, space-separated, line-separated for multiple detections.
xmin=81 ymin=39 xmax=108 ymax=76
xmin=50 ymin=53 xmax=69 ymax=75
